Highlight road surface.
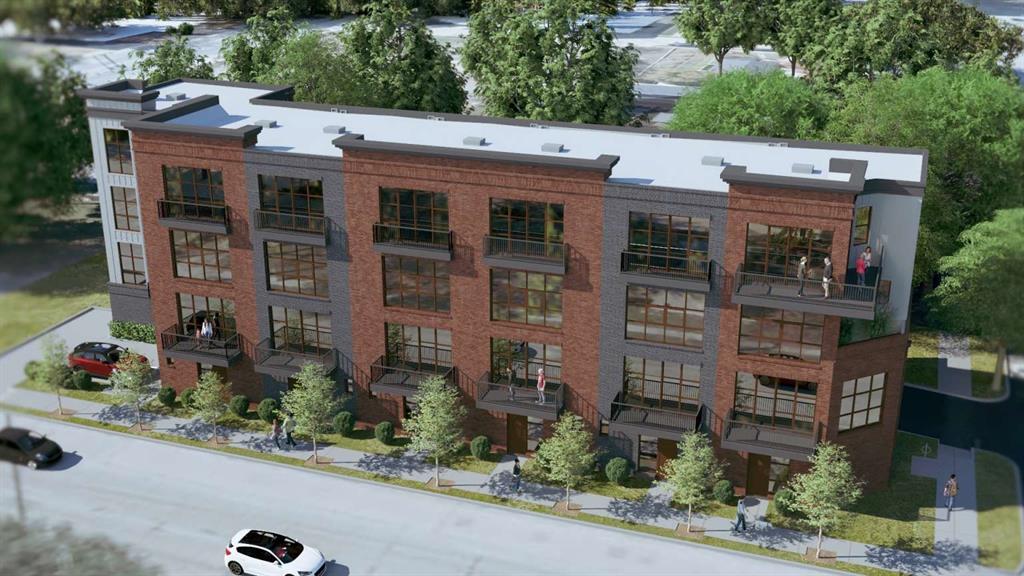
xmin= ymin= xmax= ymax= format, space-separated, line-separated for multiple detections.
xmin=0 ymin=412 xmax=836 ymax=576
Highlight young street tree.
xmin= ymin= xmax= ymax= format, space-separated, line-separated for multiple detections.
xmin=534 ymin=412 xmax=596 ymax=510
xmin=123 ymin=36 xmax=214 ymax=84
xmin=220 ymin=7 xmax=297 ymax=82
xmin=675 ymin=0 xmax=765 ymax=76
xmin=37 ymin=335 xmax=71 ymax=415
xmin=661 ymin=431 xmax=723 ymax=533
xmin=402 ymin=374 xmax=466 ymax=487
xmin=463 ymin=0 xmax=638 ymax=125
xmin=789 ymin=442 xmax=863 ymax=559
xmin=191 ymin=370 xmax=230 ymax=443
xmin=765 ymin=0 xmax=841 ymax=77
xmin=280 ymin=362 xmax=342 ymax=464
xmin=109 ymin=350 xmax=153 ymax=431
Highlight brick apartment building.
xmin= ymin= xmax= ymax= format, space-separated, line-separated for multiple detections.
xmin=79 ymin=78 xmax=927 ymax=494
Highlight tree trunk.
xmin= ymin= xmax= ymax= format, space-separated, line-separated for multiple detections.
xmin=717 ymin=54 xmax=724 ymax=76
xmin=816 ymin=526 xmax=823 ymax=559
xmin=790 ymin=57 xmax=797 ymax=77
xmin=313 ymin=435 xmax=319 ymax=464
xmin=687 ymin=503 xmax=693 ymax=532
xmin=992 ymin=343 xmax=1006 ymax=393
xmin=435 ymin=456 xmax=440 ymax=486
xmin=212 ymin=421 xmax=217 ymax=443
xmin=135 ymin=402 xmax=141 ymax=429
xmin=56 ymin=390 xmax=63 ymax=415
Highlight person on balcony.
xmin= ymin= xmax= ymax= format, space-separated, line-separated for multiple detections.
xmin=797 ymin=256 xmax=808 ymax=297
xmin=505 ymin=366 xmax=515 ymax=401
xmin=863 ymin=246 xmax=873 ymax=268
xmin=822 ymin=256 xmax=834 ymax=299
xmin=856 ymin=252 xmax=867 ymax=286
xmin=535 ymin=368 xmax=546 ymax=405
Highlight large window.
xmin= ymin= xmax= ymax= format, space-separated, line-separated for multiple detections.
xmin=111 ymin=187 xmax=140 ymax=231
xmin=625 ymin=285 xmax=704 ymax=348
xmin=385 ymin=324 xmax=452 ymax=370
xmin=744 ymin=224 xmax=833 ymax=278
xmin=171 ymin=231 xmax=232 ymax=283
xmin=383 ymin=255 xmax=450 ymax=312
xmin=490 ymin=269 xmax=563 ymax=328
xmin=379 ymin=188 xmax=448 ymax=230
xmin=490 ymin=338 xmax=562 ymax=386
xmin=270 ymin=307 xmax=332 ymax=353
xmin=104 ymin=129 xmax=132 ymax=175
xmin=853 ymin=206 xmax=871 ymax=246
xmin=118 ymin=242 xmax=146 ymax=285
xmin=163 ymin=166 xmax=225 ymax=206
xmin=733 ymin=372 xmax=817 ymax=431
xmin=628 ymin=212 xmax=709 ymax=260
xmin=258 ymin=174 xmax=324 ymax=224
xmin=265 ymin=241 xmax=328 ymax=297
xmin=738 ymin=305 xmax=824 ymax=363
xmin=176 ymin=293 xmax=236 ymax=337
xmin=623 ymin=356 xmax=700 ymax=412
xmin=489 ymin=199 xmax=564 ymax=245
xmin=839 ymin=372 xmax=885 ymax=431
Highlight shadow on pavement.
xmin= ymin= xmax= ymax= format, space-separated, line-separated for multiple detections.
xmin=42 ymin=451 xmax=83 ymax=471
xmin=863 ymin=538 xmax=977 ymax=573
xmin=606 ymin=494 xmax=678 ymax=525
xmin=324 ymin=560 xmax=350 ymax=576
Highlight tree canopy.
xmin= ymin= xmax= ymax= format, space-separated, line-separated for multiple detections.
xmin=661 ymin=431 xmax=723 ymax=532
xmin=259 ymin=30 xmax=371 ymax=105
xmin=534 ymin=412 xmax=596 ymax=508
xmin=403 ymin=374 xmax=466 ymax=486
xmin=220 ymin=7 xmax=298 ymax=82
xmin=765 ymin=0 xmax=841 ymax=77
xmin=280 ymin=362 xmax=342 ymax=463
xmin=110 ymin=350 xmax=153 ymax=430
xmin=0 ymin=0 xmax=148 ymax=33
xmin=192 ymin=370 xmax=230 ymax=441
xmin=123 ymin=36 xmax=215 ymax=84
xmin=674 ymin=0 xmax=764 ymax=76
xmin=790 ymin=442 xmax=863 ymax=558
xmin=463 ymin=0 xmax=638 ymax=125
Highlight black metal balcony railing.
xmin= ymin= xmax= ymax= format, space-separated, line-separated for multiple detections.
xmin=254 ymin=209 xmax=326 ymax=236
xmin=254 ymin=327 xmax=336 ymax=376
xmin=620 ymin=250 xmax=710 ymax=282
xmin=475 ymin=371 xmax=565 ymax=419
xmin=372 ymin=222 xmax=452 ymax=251
xmin=609 ymin=390 xmax=702 ymax=438
xmin=157 ymin=198 xmax=229 ymax=225
xmin=484 ymin=236 xmax=565 ymax=262
xmin=369 ymin=347 xmax=455 ymax=396
xmin=160 ymin=324 xmax=240 ymax=363
xmin=732 ymin=265 xmax=879 ymax=320
xmin=721 ymin=410 xmax=818 ymax=460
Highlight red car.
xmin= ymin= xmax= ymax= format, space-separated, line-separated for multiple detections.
xmin=68 ymin=342 xmax=148 ymax=379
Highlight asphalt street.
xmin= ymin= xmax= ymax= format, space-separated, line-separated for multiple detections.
xmin=0 ymin=413 xmax=834 ymax=576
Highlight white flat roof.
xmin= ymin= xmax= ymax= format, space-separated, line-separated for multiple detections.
xmin=146 ymin=81 xmax=925 ymax=193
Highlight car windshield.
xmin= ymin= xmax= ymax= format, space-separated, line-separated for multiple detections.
xmin=270 ymin=536 xmax=303 ymax=563
xmin=107 ymin=351 xmax=120 ymax=363
xmin=16 ymin=432 xmax=45 ymax=451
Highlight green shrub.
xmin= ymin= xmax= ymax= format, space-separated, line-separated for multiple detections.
xmin=228 ymin=395 xmax=249 ymax=417
xmin=70 ymin=370 xmax=92 ymax=391
xmin=604 ymin=457 xmax=631 ymax=485
xmin=179 ymin=387 xmax=196 ymax=409
xmin=257 ymin=398 xmax=279 ymax=423
xmin=57 ymin=366 xmax=75 ymax=389
xmin=108 ymin=321 xmax=156 ymax=344
xmin=773 ymin=488 xmax=797 ymax=517
xmin=333 ymin=411 xmax=355 ymax=436
xmin=175 ymin=22 xmax=194 ymax=35
xmin=713 ymin=479 xmax=734 ymax=504
xmin=470 ymin=435 xmax=491 ymax=460
xmin=24 ymin=360 xmax=43 ymax=382
xmin=375 ymin=421 xmax=394 ymax=445
xmin=157 ymin=386 xmax=176 ymax=407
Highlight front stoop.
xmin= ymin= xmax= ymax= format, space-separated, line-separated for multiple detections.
xmin=803 ymin=547 xmax=837 ymax=563
xmin=675 ymin=523 xmax=705 ymax=539
xmin=303 ymin=455 xmax=334 ymax=467
xmin=552 ymin=501 xmax=581 ymax=516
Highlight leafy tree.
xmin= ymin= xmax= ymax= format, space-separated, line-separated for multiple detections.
xmin=123 ymin=36 xmax=214 ymax=84
xmin=463 ymin=0 xmax=638 ymax=125
xmin=931 ymin=209 xmax=1024 ymax=389
xmin=260 ymin=30 xmax=373 ymax=105
xmin=789 ymin=442 xmax=863 ymax=559
xmin=156 ymin=0 xmax=316 ymax=19
xmin=109 ymin=350 xmax=152 ymax=430
xmin=192 ymin=370 xmax=230 ymax=442
xmin=402 ymin=374 xmax=466 ymax=486
xmin=534 ymin=412 xmax=596 ymax=509
xmin=37 ymin=53 xmax=91 ymax=179
xmin=661 ymin=431 xmax=723 ymax=533
xmin=220 ymin=7 xmax=297 ymax=82
xmin=667 ymin=70 xmax=831 ymax=139
xmin=0 ymin=0 xmax=145 ymax=33
xmin=765 ymin=0 xmax=841 ymax=77
xmin=339 ymin=0 xmax=467 ymax=113
xmin=826 ymin=67 xmax=1024 ymax=285
xmin=3 ymin=517 xmax=162 ymax=575
xmin=674 ymin=0 xmax=764 ymax=77
xmin=280 ymin=362 xmax=342 ymax=463
xmin=37 ymin=335 xmax=71 ymax=415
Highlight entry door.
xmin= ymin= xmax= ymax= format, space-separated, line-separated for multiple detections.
xmin=746 ymin=454 xmax=771 ymax=496
xmin=655 ymin=438 xmax=678 ymax=478
xmin=507 ymin=414 xmax=528 ymax=455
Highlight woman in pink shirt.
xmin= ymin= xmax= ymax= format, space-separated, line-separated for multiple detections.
xmin=856 ymin=253 xmax=867 ymax=286
xmin=536 ymin=368 xmax=546 ymax=405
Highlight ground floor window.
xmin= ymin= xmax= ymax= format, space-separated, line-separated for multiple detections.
xmin=385 ymin=323 xmax=452 ymax=371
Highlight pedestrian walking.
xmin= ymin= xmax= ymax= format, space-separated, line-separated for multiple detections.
xmin=735 ymin=497 xmax=748 ymax=532
xmin=855 ymin=252 xmax=867 ymax=286
xmin=535 ymin=368 xmax=546 ymax=405
xmin=797 ymin=256 xmax=808 ymax=297
xmin=512 ymin=456 xmax=522 ymax=494
xmin=270 ymin=418 xmax=282 ymax=450
xmin=944 ymin=474 xmax=958 ymax=512
xmin=283 ymin=412 xmax=297 ymax=449
xmin=822 ymin=256 xmax=834 ymax=299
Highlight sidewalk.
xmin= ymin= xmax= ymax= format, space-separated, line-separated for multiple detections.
xmin=912 ymin=445 xmax=980 ymax=565
xmin=1 ymin=386 xmax=1003 ymax=576
xmin=938 ymin=333 xmax=974 ymax=398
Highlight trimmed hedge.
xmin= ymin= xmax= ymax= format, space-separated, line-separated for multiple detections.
xmin=375 ymin=421 xmax=394 ymax=445
xmin=713 ymin=479 xmax=734 ymax=504
xmin=228 ymin=395 xmax=249 ymax=418
xmin=605 ymin=457 xmax=631 ymax=485
xmin=470 ymin=435 xmax=491 ymax=460
xmin=773 ymin=488 xmax=797 ymax=517
xmin=108 ymin=320 xmax=156 ymax=344
xmin=179 ymin=387 xmax=196 ymax=409
xmin=257 ymin=398 xmax=279 ymax=424
xmin=70 ymin=370 xmax=92 ymax=391
xmin=333 ymin=411 xmax=354 ymax=436
xmin=24 ymin=360 xmax=43 ymax=382
xmin=157 ymin=386 xmax=176 ymax=407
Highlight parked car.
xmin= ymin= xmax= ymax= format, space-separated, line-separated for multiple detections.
xmin=224 ymin=529 xmax=326 ymax=576
xmin=0 ymin=427 xmax=63 ymax=469
xmin=68 ymin=342 xmax=148 ymax=379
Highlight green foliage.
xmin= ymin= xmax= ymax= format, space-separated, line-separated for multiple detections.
xmin=403 ymin=375 xmax=466 ymax=482
xmin=257 ymin=398 xmax=280 ymax=423
xmin=220 ymin=7 xmax=297 ymax=82
xmin=259 ymin=30 xmax=371 ymax=105
xmin=765 ymin=0 xmax=841 ymax=76
xmin=375 ymin=420 xmax=395 ymax=445
xmin=668 ymin=70 xmax=831 ymax=139
xmin=70 ymin=369 xmax=93 ymax=391
xmin=157 ymin=386 xmax=177 ymax=407
xmin=123 ymin=36 xmax=214 ymax=83
xmin=24 ymin=360 xmax=43 ymax=383
xmin=172 ymin=22 xmax=195 ymax=35
xmin=1 ymin=517 xmax=162 ymax=574
xmin=604 ymin=457 xmax=631 ymax=485
xmin=108 ymin=321 xmax=156 ymax=344
xmin=37 ymin=335 xmax=70 ymax=394
xmin=179 ymin=387 xmax=196 ymax=409
xmin=674 ymin=0 xmax=765 ymax=76
xmin=790 ymin=442 xmax=863 ymax=556
xmin=280 ymin=363 xmax=342 ymax=458
xmin=333 ymin=411 xmax=354 ymax=436
xmin=192 ymin=370 xmax=230 ymax=439
xmin=109 ymin=350 xmax=152 ymax=427
xmin=931 ymin=209 xmax=1024 ymax=351
xmin=662 ymin=431 xmax=724 ymax=530
xmin=228 ymin=394 xmax=249 ymax=417
xmin=534 ymin=412 xmax=596 ymax=505
xmin=462 ymin=0 xmax=638 ymax=125
xmin=0 ymin=0 xmax=141 ymax=32
xmin=713 ymin=479 xmax=734 ymax=503
xmin=774 ymin=488 xmax=798 ymax=517
xmin=470 ymin=435 xmax=491 ymax=460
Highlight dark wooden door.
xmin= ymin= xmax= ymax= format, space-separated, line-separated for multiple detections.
xmin=746 ymin=454 xmax=771 ymax=496
xmin=655 ymin=438 xmax=678 ymax=478
xmin=507 ymin=414 xmax=528 ymax=455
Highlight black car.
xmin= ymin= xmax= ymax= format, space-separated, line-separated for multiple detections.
xmin=0 ymin=427 xmax=63 ymax=469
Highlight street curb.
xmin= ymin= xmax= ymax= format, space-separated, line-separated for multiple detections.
xmin=3 ymin=407 xmax=854 ymax=576
xmin=904 ymin=378 xmax=1012 ymax=404
xmin=0 ymin=306 xmax=100 ymax=358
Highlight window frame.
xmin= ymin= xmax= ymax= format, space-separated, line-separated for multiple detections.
xmin=838 ymin=372 xmax=885 ymax=432
xmin=379 ymin=187 xmax=449 ymax=231
xmin=853 ymin=206 xmax=872 ymax=246
xmin=162 ymin=166 xmax=225 ymax=206
xmin=176 ymin=293 xmax=236 ymax=337
xmin=111 ymin=186 xmax=140 ymax=231
xmin=104 ymin=129 xmax=133 ymax=175
xmin=623 ymin=356 xmax=700 ymax=413
xmin=625 ymin=285 xmax=704 ymax=348
xmin=627 ymin=211 xmax=709 ymax=260
xmin=117 ymin=242 xmax=146 ymax=285
xmin=733 ymin=372 xmax=818 ymax=431
xmin=270 ymin=307 xmax=332 ymax=354
xmin=744 ymin=223 xmax=834 ymax=278
xmin=382 ymin=255 xmax=450 ymax=313
xmin=170 ymin=230 xmax=232 ymax=283
xmin=490 ymin=269 xmax=563 ymax=328
xmin=738 ymin=305 xmax=824 ymax=364
xmin=489 ymin=198 xmax=564 ymax=245
xmin=490 ymin=338 xmax=562 ymax=386
xmin=264 ymin=241 xmax=328 ymax=298
xmin=385 ymin=323 xmax=452 ymax=371
xmin=257 ymin=174 xmax=325 ymax=217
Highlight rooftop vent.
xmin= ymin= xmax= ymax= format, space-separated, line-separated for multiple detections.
xmin=541 ymin=142 xmax=565 ymax=153
xmin=322 ymin=125 xmax=346 ymax=134
xmin=792 ymin=163 xmax=815 ymax=174
xmin=701 ymin=155 xmax=724 ymax=166
xmin=329 ymin=107 xmax=348 ymax=114
xmin=463 ymin=136 xmax=487 ymax=146
xmin=530 ymin=123 xmax=551 ymax=129
xmin=427 ymin=115 xmax=446 ymax=121
xmin=649 ymin=133 xmax=670 ymax=138
xmin=164 ymin=92 xmax=186 ymax=101
xmin=255 ymin=119 xmax=278 ymax=128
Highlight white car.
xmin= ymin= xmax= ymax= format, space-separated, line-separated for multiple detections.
xmin=224 ymin=529 xmax=326 ymax=576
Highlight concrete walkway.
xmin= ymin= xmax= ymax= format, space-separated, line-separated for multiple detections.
xmin=938 ymin=333 xmax=974 ymax=398
xmin=913 ymin=445 xmax=981 ymax=565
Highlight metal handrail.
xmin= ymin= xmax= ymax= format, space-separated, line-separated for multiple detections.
xmin=734 ymin=266 xmax=878 ymax=303
xmin=610 ymin=391 xmax=701 ymax=431
xmin=373 ymin=222 xmax=452 ymax=250
xmin=620 ymin=250 xmax=710 ymax=281
xmin=723 ymin=409 xmax=818 ymax=451
xmin=254 ymin=208 xmax=326 ymax=235
xmin=160 ymin=324 xmax=239 ymax=359
xmin=157 ymin=198 xmax=229 ymax=225
xmin=255 ymin=328 xmax=335 ymax=371
xmin=476 ymin=371 xmax=564 ymax=406
xmin=370 ymin=350 xmax=455 ymax=383
xmin=484 ymin=235 xmax=566 ymax=262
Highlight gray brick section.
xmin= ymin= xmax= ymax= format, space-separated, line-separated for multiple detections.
xmin=243 ymin=151 xmax=356 ymax=399
xmin=596 ymin=183 xmax=727 ymax=463
xmin=108 ymin=283 xmax=153 ymax=324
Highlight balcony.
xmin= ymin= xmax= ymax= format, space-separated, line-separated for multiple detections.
xmin=368 ymin=350 xmax=455 ymax=397
xmin=157 ymin=199 xmax=230 ymax=234
xmin=253 ymin=209 xmax=328 ymax=246
xmin=482 ymin=236 xmax=567 ymax=275
xmin=160 ymin=325 xmax=241 ymax=367
xmin=254 ymin=329 xmax=336 ymax=379
xmin=474 ymin=371 xmax=564 ymax=420
xmin=608 ymin=392 xmax=702 ymax=441
xmin=720 ymin=411 xmax=818 ymax=461
xmin=732 ymin=266 xmax=878 ymax=320
xmin=372 ymin=222 xmax=452 ymax=261
xmin=620 ymin=250 xmax=711 ymax=291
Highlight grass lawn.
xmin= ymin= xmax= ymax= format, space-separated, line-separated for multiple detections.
xmin=520 ymin=459 xmax=653 ymax=501
xmin=904 ymin=328 xmax=940 ymax=388
xmin=975 ymin=450 xmax=1023 ymax=570
xmin=445 ymin=445 xmax=502 ymax=475
xmin=767 ymin=432 xmax=938 ymax=554
xmin=318 ymin=427 xmax=411 ymax=456
xmin=0 ymin=253 xmax=110 ymax=351
xmin=18 ymin=378 xmax=116 ymax=405
xmin=969 ymin=338 xmax=1003 ymax=399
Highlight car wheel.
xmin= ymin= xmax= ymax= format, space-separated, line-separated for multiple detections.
xmin=227 ymin=561 xmax=244 ymax=575
xmin=26 ymin=460 xmax=38 ymax=470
